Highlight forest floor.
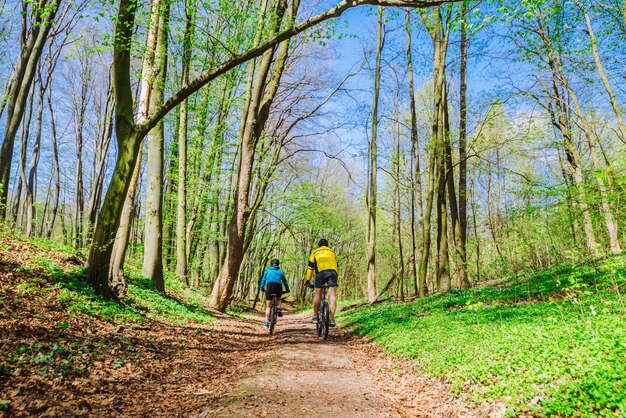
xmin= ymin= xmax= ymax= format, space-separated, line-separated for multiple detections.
xmin=202 ymin=310 xmax=505 ymax=418
xmin=1 ymin=233 xmax=503 ymax=417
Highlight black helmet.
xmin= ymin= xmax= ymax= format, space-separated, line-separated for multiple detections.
xmin=270 ymin=258 xmax=280 ymax=267
xmin=318 ymin=238 xmax=329 ymax=247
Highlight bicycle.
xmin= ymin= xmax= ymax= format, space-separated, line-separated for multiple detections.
xmin=268 ymin=293 xmax=279 ymax=335
xmin=307 ymin=283 xmax=330 ymax=340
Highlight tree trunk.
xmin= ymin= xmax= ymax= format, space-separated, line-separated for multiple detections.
xmin=45 ymin=87 xmax=61 ymax=238
xmin=25 ymin=81 xmax=45 ymax=237
xmin=562 ymin=76 xmax=621 ymax=253
xmin=457 ymin=0 xmax=470 ymax=288
xmin=108 ymin=0 xmax=163 ymax=288
xmin=366 ymin=6 xmax=384 ymax=303
xmin=142 ymin=0 xmax=169 ymax=291
xmin=16 ymin=85 xmax=35 ymax=231
xmin=209 ymin=0 xmax=295 ymax=311
xmin=405 ymin=8 xmax=423 ymax=297
xmin=392 ymin=99 xmax=405 ymax=301
xmin=0 ymin=0 xmax=60 ymax=211
xmin=175 ymin=0 xmax=196 ymax=282
xmin=72 ymin=57 xmax=90 ymax=248
xmin=86 ymin=82 xmax=114 ymax=236
xmin=576 ymin=1 xmax=626 ymax=145
xmin=539 ymin=17 xmax=598 ymax=256
xmin=86 ymin=0 xmax=141 ymax=299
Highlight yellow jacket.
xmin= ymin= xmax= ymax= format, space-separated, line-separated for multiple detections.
xmin=306 ymin=246 xmax=338 ymax=281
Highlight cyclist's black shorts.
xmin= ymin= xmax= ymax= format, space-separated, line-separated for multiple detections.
xmin=265 ymin=283 xmax=283 ymax=300
xmin=314 ymin=269 xmax=338 ymax=288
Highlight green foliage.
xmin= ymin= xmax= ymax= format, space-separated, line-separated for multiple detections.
xmin=10 ymin=237 xmax=214 ymax=325
xmin=341 ymin=255 xmax=626 ymax=416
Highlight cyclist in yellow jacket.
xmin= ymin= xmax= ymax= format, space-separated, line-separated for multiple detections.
xmin=305 ymin=239 xmax=338 ymax=327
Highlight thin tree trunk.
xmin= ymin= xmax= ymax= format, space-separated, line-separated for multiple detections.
xmin=0 ymin=0 xmax=60 ymax=211
xmin=366 ymin=6 xmax=384 ymax=303
xmin=539 ymin=18 xmax=598 ymax=256
xmin=17 ymin=85 xmax=35 ymax=231
xmin=405 ymin=8 xmax=422 ymax=297
xmin=45 ymin=87 xmax=60 ymax=238
xmin=25 ymin=80 xmax=45 ymax=237
xmin=392 ymin=99 xmax=405 ymax=301
xmin=72 ymin=59 xmax=90 ymax=248
xmin=86 ymin=82 xmax=114 ymax=237
xmin=457 ymin=0 xmax=470 ymax=288
xmin=175 ymin=0 xmax=195 ymax=282
xmin=576 ymin=0 xmax=626 ymax=144
xmin=563 ymin=77 xmax=621 ymax=253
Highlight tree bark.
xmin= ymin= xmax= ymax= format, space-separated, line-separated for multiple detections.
xmin=366 ymin=6 xmax=384 ymax=303
xmin=25 ymin=78 xmax=45 ymax=237
xmin=71 ymin=56 xmax=91 ymax=248
xmin=576 ymin=0 xmax=626 ymax=145
xmin=457 ymin=0 xmax=470 ymax=288
xmin=86 ymin=81 xmax=114 ymax=236
xmin=405 ymin=8 xmax=423 ymax=297
xmin=392 ymin=99 xmax=405 ymax=300
xmin=45 ymin=87 xmax=61 ymax=238
xmin=17 ymin=85 xmax=35 ymax=231
xmin=561 ymin=74 xmax=621 ymax=253
xmin=175 ymin=0 xmax=196 ymax=282
xmin=142 ymin=0 xmax=169 ymax=291
xmin=209 ymin=0 xmax=294 ymax=311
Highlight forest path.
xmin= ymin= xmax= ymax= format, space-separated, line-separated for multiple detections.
xmin=197 ymin=310 xmax=503 ymax=418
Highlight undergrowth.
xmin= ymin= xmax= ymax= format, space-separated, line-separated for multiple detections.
xmin=5 ymin=235 xmax=214 ymax=325
xmin=341 ymin=254 xmax=626 ymax=416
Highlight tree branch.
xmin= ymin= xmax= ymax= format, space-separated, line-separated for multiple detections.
xmin=137 ymin=0 xmax=460 ymax=136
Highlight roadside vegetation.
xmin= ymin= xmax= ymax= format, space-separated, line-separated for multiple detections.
xmin=0 ymin=233 xmax=213 ymax=391
xmin=342 ymin=255 xmax=626 ymax=416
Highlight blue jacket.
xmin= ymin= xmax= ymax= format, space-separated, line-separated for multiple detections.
xmin=260 ymin=266 xmax=290 ymax=292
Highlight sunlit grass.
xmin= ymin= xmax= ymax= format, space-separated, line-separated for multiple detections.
xmin=341 ymin=255 xmax=626 ymax=416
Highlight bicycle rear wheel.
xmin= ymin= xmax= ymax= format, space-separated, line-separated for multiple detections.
xmin=321 ymin=301 xmax=330 ymax=340
xmin=316 ymin=308 xmax=323 ymax=337
xmin=269 ymin=297 xmax=277 ymax=335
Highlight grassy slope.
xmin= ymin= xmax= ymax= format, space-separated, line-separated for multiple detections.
xmin=341 ymin=256 xmax=626 ymax=417
xmin=0 ymin=231 xmax=214 ymax=407
xmin=3 ymin=234 xmax=214 ymax=325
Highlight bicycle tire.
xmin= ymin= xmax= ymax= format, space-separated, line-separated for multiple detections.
xmin=269 ymin=297 xmax=277 ymax=335
xmin=316 ymin=308 xmax=323 ymax=337
xmin=322 ymin=301 xmax=330 ymax=340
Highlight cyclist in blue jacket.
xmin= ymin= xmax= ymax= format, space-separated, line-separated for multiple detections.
xmin=260 ymin=259 xmax=290 ymax=328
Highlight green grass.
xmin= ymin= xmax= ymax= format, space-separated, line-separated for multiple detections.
xmin=8 ymin=236 xmax=214 ymax=325
xmin=341 ymin=254 xmax=626 ymax=416
xmin=55 ymin=268 xmax=214 ymax=325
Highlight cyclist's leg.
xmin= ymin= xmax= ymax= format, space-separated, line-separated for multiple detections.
xmin=328 ymin=286 xmax=337 ymax=319
xmin=264 ymin=285 xmax=273 ymax=323
xmin=265 ymin=298 xmax=272 ymax=322
xmin=313 ymin=272 xmax=325 ymax=319
xmin=313 ymin=288 xmax=322 ymax=318
xmin=326 ymin=271 xmax=338 ymax=319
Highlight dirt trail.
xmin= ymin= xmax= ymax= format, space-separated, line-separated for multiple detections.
xmin=199 ymin=311 xmax=505 ymax=418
